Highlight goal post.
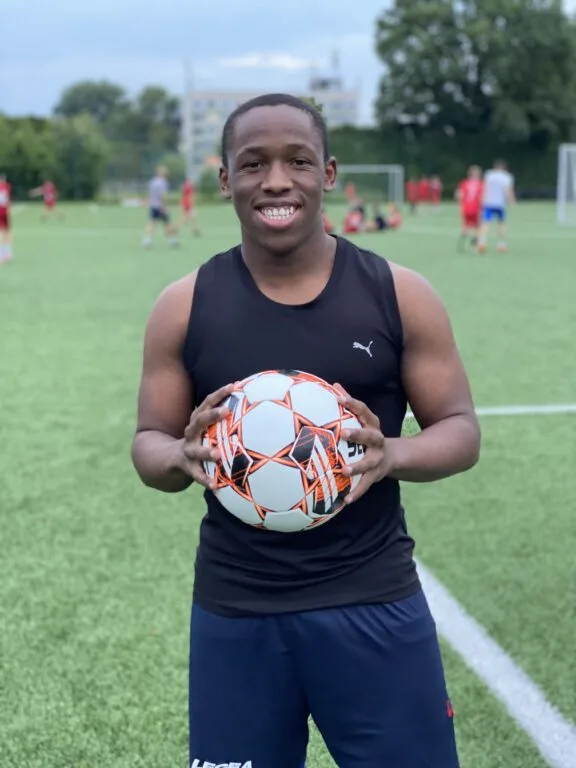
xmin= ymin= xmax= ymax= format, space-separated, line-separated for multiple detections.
xmin=336 ymin=164 xmax=405 ymax=206
xmin=556 ymin=144 xmax=576 ymax=225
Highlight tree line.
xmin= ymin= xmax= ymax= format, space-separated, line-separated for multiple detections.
xmin=2 ymin=0 xmax=575 ymax=200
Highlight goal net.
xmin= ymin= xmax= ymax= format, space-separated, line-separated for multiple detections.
xmin=556 ymin=144 xmax=576 ymax=225
xmin=336 ymin=164 xmax=405 ymax=206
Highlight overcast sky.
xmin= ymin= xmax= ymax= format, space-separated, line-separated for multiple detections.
xmin=2 ymin=0 xmax=576 ymax=125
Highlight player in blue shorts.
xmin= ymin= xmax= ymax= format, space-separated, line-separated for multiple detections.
xmin=142 ymin=165 xmax=179 ymax=249
xmin=478 ymin=160 xmax=515 ymax=253
xmin=131 ymin=93 xmax=481 ymax=767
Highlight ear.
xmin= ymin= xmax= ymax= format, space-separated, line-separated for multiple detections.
xmin=324 ymin=156 xmax=337 ymax=193
xmin=219 ymin=166 xmax=232 ymax=199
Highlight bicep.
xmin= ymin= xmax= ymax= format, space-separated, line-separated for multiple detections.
xmin=395 ymin=269 xmax=476 ymax=429
xmin=135 ymin=282 xmax=194 ymax=438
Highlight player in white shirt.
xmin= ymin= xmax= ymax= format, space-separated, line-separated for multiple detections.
xmin=477 ymin=160 xmax=515 ymax=253
xmin=142 ymin=166 xmax=179 ymax=249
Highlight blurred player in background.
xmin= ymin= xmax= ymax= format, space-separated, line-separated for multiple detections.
xmin=321 ymin=207 xmax=334 ymax=234
xmin=0 ymin=173 xmax=12 ymax=263
xmin=344 ymin=181 xmax=357 ymax=205
xmin=178 ymin=177 xmax=200 ymax=236
xmin=142 ymin=166 xmax=179 ymax=249
xmin=418 ymin=176 xmax=430 ymax=209
xmin=364 ymin=204 xmax=402 ymax=233
xmin=29 ymin=179 xmax=62 ymax=221
xmin=456 ymin=165 xmax=483 ymax=252
xmin=388 ymin=202 xmax=403 ymax=229
xmin=406 ymin=177 xmax=419 ymax=214
xmin=429 ymin=175 xmax=443 ymax=210
xmin=477 ymin=160 xmax=515 ymax=253
xmin=342 ymin=204 xmax=365 ymax=233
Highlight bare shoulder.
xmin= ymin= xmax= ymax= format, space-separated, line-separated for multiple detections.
xmin=146 ymin=271 xmax=198 ymax=343
xmin=387 ymin=261 xmax=451 ymax=340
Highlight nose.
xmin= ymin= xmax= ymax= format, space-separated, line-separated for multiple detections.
xmin=261 ymin=160 xmax=293 ymax=194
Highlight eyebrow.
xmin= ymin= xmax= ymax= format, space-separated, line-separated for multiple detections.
xmin=236 ymin=142 xmax=315 ymax=157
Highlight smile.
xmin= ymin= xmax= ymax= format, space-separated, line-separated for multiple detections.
xmin=256 ymin=204 xmax=301 ymax=228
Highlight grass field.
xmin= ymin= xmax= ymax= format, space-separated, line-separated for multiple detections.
xmin=1 ymin=199 xmax=575 ymax=768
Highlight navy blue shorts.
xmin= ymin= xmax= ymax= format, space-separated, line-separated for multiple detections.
xmin=189 ymin=590 xmax=459 ymax=768
xmin=149 ymin=206 xmax=169 ymax=223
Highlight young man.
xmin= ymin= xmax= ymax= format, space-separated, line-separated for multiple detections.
xmin=142 ymin=166 xmax=179 ymax=249
xmin=131 ymin=93 xmax=481 ymax=768
xmin=0 ymin=173 xmax=12 ymax=263
xmin=456 ymin=165 xmax=483 ymax=252
xmin=29 ymin=179 xmax=61 ymax=221
xmin=478 ymin=160 xmax=515 ymax=253
xmin=179 ymin=177 xmax=200 ymax=236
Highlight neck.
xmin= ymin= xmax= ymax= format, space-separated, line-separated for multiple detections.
xmin=240 ymin=222 xmax=335 ymax=282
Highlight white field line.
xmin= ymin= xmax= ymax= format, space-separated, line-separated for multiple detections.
xmin=11 ymin=204 xmax=27 ymax=215
xmin=405 ymin=403 xmax=576 ymax=420
xmin=418 ymin=562 xmax=576 ymax=768
xmin=404 ymin=224 xmax=575 ymax=240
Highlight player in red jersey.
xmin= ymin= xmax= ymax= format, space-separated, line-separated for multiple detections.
xmin=429 ymin=176 xmax=443 ymax=210
xmin=30 ymin=180 xmax=62 ymax=221
xmin=406 ymin=177 xmax=419 ymax=214
xmin=178 ymin=178 xmax=200 ymax=236
xmin=321 ymin=208 xmax=334 ymax=234
xmin=344 ymin=181 xmax=357 ymax=205
xmin=456 ymin=166 xmax=483 ymax=252
xmin=418 ymin=177 xmax=430 ymax=208
xmin=342 ymin=205 xmax=365 ymax=233
xmin=0 ymin=173 xmax=13 ymax=263
xmin=388 ymin=203 xmax=403 ymax=229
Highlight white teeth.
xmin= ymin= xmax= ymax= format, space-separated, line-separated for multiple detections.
xmin=261 ymin=206 xmax=296 ymax=220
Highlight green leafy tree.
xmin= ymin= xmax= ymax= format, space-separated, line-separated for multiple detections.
xmin=197 ymin=167 xmax=221 ymax=201
xmin=54 ymin=80 xmax=129 ymax=132
xmin=52 ymin=114 xmax=110 ymax=199
xmin=375 ymin=0 xmax=576 ymax=145
xmin=159 ymin=151 xmax=186 ymax=185
xmin=134 ymin=86 xmax=181 ymax=150
xmin=0 ymin=117 xmax=57 ymax=197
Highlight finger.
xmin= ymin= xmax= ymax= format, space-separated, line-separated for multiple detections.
xmin=341 ymin=427 xmax=384 ymax=448
xmin=184 ymin=405 xmax=230 ymax=440
xmin=187 ymin=462 xmax=218 ymax=490
xmin=344 ymin=472 xmax=375 ymax=505
xmin=333 ymin=384 xmax=380 ymax=429
xmin=180 ymin=451 xmax=221 ymax=490
xmin=343 ymin=397 xmax=380 ymax=428
xmin=183 ymin=441 xmax=221 ymax=464
xmin=332 ymin=382 xmax=350 ymax=399
xmin=342 ymin=454 xmax=384 ymax=477
xmin=196 ymin=382 xmax=236 ymax=413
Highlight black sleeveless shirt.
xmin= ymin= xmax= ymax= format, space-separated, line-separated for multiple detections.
xmin=183 ymin=236 xmax=420 ymax=617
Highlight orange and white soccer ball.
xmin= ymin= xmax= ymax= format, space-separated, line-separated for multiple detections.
xmin=202 ymin=370 xmax=364 ymax=533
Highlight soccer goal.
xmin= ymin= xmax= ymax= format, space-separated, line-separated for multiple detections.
xmin=337 ymin=164 xmax=405 ymax=206
xmin=556 ymin=144 xmax=576 ymax=225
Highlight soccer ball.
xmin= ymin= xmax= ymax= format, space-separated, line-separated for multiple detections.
xmin=202 ymin=370 xmax=364 ymax=533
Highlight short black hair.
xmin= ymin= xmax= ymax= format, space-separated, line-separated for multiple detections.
xmin=220 ymin=93 xmax=330 ymax=168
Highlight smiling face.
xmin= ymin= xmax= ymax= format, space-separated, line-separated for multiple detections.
xmin=220 ymin=104 xmax=337 ymax=255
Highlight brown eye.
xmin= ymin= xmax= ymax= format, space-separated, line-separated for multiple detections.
xmin=242 ymin=161 xmax=263 ymax=171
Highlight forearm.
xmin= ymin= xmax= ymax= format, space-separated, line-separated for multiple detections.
xmin=131 ymin=430 xmax=192 ymax=493
xmin=388 ymin=414 xmax=480 ymax=482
